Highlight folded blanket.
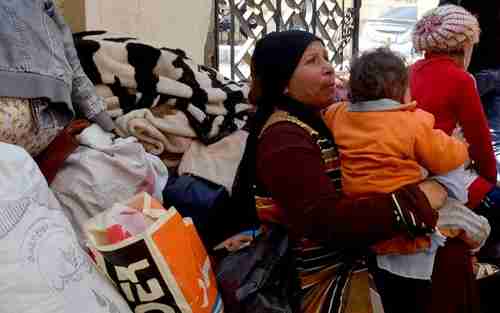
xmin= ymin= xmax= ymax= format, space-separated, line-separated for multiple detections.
xmin=115 ymin=108 xmax=194 ymax=158
xmin=178 ymin=130 xmax=249 ymax=193
xmin=74 ymin=31 xmax=253 ymax=144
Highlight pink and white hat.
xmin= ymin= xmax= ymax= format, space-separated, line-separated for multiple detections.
xmin=412 ymin=4 xmax=480 ymax=53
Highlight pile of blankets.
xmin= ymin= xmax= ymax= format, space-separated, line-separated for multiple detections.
xmin=74 ymin=31 xmax=253 ymax=167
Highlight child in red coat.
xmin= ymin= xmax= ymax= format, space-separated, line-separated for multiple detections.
xmin=410 ymin=4 xmax=500 ymax=260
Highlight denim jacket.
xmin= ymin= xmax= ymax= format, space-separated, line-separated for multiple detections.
xmin=0 ymin=0 xmax=113 ymax=130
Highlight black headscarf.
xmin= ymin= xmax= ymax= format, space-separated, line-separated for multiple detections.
xmin=230 ymin=30 xmax=327 ymax=235
xmin=252 ymin=30 xmax=319 ymax=103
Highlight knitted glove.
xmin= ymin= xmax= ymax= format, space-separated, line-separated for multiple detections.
xmin=438 ymin=199 xmax=491 ymax=250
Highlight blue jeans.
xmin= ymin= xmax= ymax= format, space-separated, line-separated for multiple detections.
xmin=475 ymin=69 xmax=500 ymax=181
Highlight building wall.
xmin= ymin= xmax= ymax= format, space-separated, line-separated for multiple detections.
xmin=58 ymin=0 xmax=212 ymax=64
xmin=56 ymin=0 xmax=86 ymax=32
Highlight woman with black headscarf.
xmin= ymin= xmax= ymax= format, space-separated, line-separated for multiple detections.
xmin=229 ymin=30 xmax=449 ymax=312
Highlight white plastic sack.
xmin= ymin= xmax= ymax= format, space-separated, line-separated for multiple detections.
xmin=178 ymin=129 xmax=248 ymax=193
xmin=51 ymin=125 xmax=169 ymax=239
xmin=0 ymin=143 xmax=132 ymax=313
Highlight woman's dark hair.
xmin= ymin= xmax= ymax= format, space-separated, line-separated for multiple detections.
xmin=349 ymin=47 xmax=408 ymax=103
xmin=231 ymin=31 xmax=320 ymax=233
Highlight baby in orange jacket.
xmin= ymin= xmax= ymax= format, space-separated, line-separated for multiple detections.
xmin=324 ymin=48 xmax=490 ymax=280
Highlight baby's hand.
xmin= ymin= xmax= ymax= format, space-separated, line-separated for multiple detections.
xmin=334 ymin=76 xmax=349 ymax=101
xmin=418 ymin=180 xmax=447 ymax=210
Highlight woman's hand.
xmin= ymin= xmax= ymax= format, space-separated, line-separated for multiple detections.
xmin=418 ymin=179 xmax=447 ymax=210
xmin=393 ymin=183 xmax=439 ymax=236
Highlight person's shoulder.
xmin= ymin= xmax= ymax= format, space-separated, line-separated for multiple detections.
xmin=456 ymin=71 xmax=476 ymax=89
xmin=412 ymin=57 xmax=459 ymax=73
xmin=411 ymin=108 xmax=435 ymax=128
xmin=323 ymin=101 xmax=348 ymax=126
xmin=446 ymin=64 xmax=473 ymax=81
xmin=409 ymin=59 xmax=425 ymax=71
xmin=409 ymin=58 xmax=437 ymax=74
xmin=445 ymin=68 xmax=478 ymax=99
xmin=433 ymin=60 xmax=476 ymax=89
xmin=260 ymin=119 xmax=314 ymax=142
xmin=258 ymin=118 xmax=321 ymax=157
xmin=394 ymin=107 xmax=435 ymax=136
xmin=325 ymin=101 xmax=348 ymax=115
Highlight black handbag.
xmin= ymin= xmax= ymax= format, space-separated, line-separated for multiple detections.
xmin=215 ymin=225 xmax=300 ymax=313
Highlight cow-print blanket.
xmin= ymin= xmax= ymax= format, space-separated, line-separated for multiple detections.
xmin=74 ymin=31 xmax=252 ymax=144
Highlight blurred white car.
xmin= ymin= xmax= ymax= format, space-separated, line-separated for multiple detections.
xmin=359 ymin=6 xmax=420 ymax=62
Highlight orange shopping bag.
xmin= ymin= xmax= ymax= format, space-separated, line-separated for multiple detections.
xmin=85 ymin=192 xmax=223 ymax=313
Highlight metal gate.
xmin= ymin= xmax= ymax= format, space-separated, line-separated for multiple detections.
xmin=213 ymin=0 xmax=361 ymax=81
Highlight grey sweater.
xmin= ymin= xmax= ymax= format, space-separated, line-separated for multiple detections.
xmin=0 ymin=0 xmax=114 ymax=131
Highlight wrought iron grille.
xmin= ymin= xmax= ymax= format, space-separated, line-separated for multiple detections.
xmin=213 ymin=0 xmax=361 ymax=81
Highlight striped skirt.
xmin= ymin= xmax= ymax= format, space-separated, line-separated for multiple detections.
xmin=295 ymin=240 xmax=383 ymax=313
xmin=256 ymin=196 xmax=384 ymax=313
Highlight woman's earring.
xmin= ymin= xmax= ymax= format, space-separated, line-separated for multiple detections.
xmin=283 ymin=87 xmax=289 ymax=95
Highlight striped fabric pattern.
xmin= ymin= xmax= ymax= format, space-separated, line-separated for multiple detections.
xmin=259 ymin=111 xmax=342 ymax=191
xmin=256 ymin=111 xmax=377 ymax=313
